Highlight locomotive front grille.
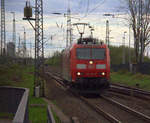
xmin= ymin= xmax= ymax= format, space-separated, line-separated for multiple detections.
xmin=86 ymin=73 xmax=97 ymax=75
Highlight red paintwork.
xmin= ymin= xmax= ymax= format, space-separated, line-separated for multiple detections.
xmin=62 ymin=43 xmax=110 ymax=82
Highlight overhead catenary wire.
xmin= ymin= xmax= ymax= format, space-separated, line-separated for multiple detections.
xmin=91 ymin=0 xmax=106 ymax=12
xmin=78 ymin=0 xmax=106 ymax=19
xmin=85 ymin=0 xmax=90 ymax=17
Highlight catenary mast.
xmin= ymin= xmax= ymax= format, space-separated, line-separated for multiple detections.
xmin=1 ymin=0 xmax=6 ymax=55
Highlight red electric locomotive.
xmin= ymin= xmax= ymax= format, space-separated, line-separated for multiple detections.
xmin=62 ymin=38 xmax=110 ymax=93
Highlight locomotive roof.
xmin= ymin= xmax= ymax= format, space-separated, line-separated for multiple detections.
xmin=69 ymin=43 xmax=107 ymax=50
xmin=77 ymin=37 xmax=100 ymax=44
xmin=64 ymin=37 xmax=107 ymax=52
xmin=74 ymin=43 xmax=106 ymax=47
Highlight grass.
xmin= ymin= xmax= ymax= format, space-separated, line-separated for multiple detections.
xmin=29 ymin=106 xmax=47 ymax=123
xmin=0 ymin=112 xmax=14 ymax=119
xmin=0 ymin=64 xmax=59 ymax=123
xmin=111 ymin=70 xmax=150 ymax=91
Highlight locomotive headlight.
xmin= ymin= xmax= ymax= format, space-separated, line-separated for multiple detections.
xmin=101 ymin=72 xmax=105 ymax=76
xmin=89 ymin=61 xmax=93 ymax=64
xmin=77 ymin=72 xmax=81 ymax=76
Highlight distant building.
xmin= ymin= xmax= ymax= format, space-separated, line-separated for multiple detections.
xmin=7 ymin=42 xmax=15 ymax=57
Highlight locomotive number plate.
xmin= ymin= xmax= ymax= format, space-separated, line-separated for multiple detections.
xmin=88 ymin=64 xmax=94 ymax=69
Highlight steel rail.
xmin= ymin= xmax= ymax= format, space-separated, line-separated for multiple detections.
xmin=111 ymin=83 xmax=150 ymax=96
xmin=101 ymin=95 xmax=150 ymax=123
xmin=110 ymin=84 xmax=150 ymax=100
xmin=79 ymin=96 xmax=121 ymax=123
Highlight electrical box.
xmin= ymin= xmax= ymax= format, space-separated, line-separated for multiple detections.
xmin=24 ymin=6 xmax=32 ymax=18
xmin=35 ymin=86 xmax=40 ymax=97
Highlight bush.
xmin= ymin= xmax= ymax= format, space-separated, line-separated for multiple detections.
xmin=45 ymin=51 xmax=62 ymax=66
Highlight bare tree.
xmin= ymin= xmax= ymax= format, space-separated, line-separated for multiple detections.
xmin=123 ymin=0 xmax=150 ymax=63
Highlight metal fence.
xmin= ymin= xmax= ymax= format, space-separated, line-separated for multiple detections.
xmin=111 ymin=62 xmax=150 ymax=75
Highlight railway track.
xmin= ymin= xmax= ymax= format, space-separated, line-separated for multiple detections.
xmin=82 ymin=96 xmax=150 ymax=123
xmin=103 ymin=90 xmax=150 ymax=117
xmin=78 ymin=96 xmax=121 ymax=123
xmin=101 ymin=95 xmax=150 ymax=122
xmin=110 ymin=83 xmax=150 ymax=100
xmin=46 ymin=71 xmax=150 ymax=123
xmin=111 ymin=83 xmax=150 ymax=95
xmin=47 ymin=70 xmax=150 ymax=99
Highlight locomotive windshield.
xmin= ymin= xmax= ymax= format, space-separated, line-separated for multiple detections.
xmin=76 ymin=48 xmax=105 ymax=60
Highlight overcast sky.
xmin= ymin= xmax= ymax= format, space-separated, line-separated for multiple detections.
xmin=2 ymin=0 xmax=150 ymax=58
xmin=3 ymin=0 xmax=123 ymax=13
